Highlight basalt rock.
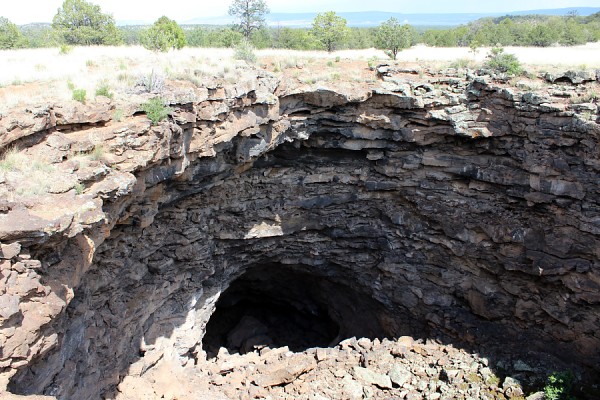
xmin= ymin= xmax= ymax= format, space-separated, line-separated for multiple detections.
xmin=0 ymin=67 xmax=599 ymax=399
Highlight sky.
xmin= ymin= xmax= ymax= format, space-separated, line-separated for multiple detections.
xmin=2 ymin=0 xmax=599 ymax=24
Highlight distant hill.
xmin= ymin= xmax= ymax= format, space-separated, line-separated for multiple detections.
xmin=182 ymin=7 xmax=600 ymax=28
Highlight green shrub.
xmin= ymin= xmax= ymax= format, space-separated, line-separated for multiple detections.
xmin=95 ymin=83 xmax=113 ymax=99
xmin=367 ymin=56 xmax=379 ymax=70
xmin=59 ymin=44 xmax=72 ymax=55
xmin=544 ymin=371 xmax=576 ymax=400
xmin=113 ymin=108 xmax=124 ymax=122
xmin=327 ymin=60 xmax=334 ymax=67
xmin=74 ymin=182 xmax=85 ymax=194
xmin=485 ymin=47 xmax=522 ymax=76
xmin=141 ymin=16 xmax=186 ymax=52
xmin=141 ymin=97 xmax=172 ymax=125
xmin=72 ymin=88 xmax=86 ymax=103
xmin=234 ymin=40 xmax=257 ymax=64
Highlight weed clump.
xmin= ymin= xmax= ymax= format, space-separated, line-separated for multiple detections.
xmin=95 ymin=83 xmax=113 ymax=99
xmin=72 ymin=88 xmax=86 ymax=104
xmin=544 ymin=371 xmax=576 ymax=400
xmin=142 ymin=97 xmax=172 ymax=125
xmin=485 ymin=47 xmax=522 ymax=76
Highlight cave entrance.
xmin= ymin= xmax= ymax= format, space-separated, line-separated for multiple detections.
xmin=202 ymin=264 xmax=390 ymax=358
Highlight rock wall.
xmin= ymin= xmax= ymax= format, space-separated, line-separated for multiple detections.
xmin=1 ymin=67 xmax=599 ymax=398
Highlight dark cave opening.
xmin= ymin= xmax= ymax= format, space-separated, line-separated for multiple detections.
xmin=202 ymin=264 xmax=392 ymax=358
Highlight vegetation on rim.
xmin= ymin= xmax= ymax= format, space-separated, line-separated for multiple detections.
xmin=311 ymin=11 xmax=349 ymax=52
xmin=141 ymin=16 xmax=186 ymax=52
xmin=52 ymin=0 xmax=122 ymax=45
xmin=228 ymin=0 xmax=270 ymax=39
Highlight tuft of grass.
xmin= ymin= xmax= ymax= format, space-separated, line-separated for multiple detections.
xmin=113 ymin=109 xmax=124 ymax=122
xmin=95 ymin=82 xmax=114 ymax=99
xmin=72 ymin=88 xmax=87 ymax=104
xmin=0 ymin=147 xmax=57 ymax=197
xmin=0 ymin=147 xmax=23 ymax=172
xmin=59 ymin=44 xmax=72 ymax=55
xmin=67 ymin=79 xmax=75 ymax=91
xmin=141 ymin=97 xmax=172 ymax=125
xmin=86 ymin=59 xmax=97 ymax=68
xmin=449 ymin=58 xmax=476 ymax=69
xmin=327 ymin=60 xmax=335 ymax=67
xmin=90 ymin=145 xmax=105 ymax=161
xmin=74 ymin=182 xmax=85 ymax=195
xmin=335 ymin=56 xmax=341 ymax=63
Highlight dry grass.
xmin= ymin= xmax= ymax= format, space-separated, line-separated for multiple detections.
xmin=0 ymin=148 xmax=58 ymax=198
xmin=0 ymin=43 xmax=599 ymax=112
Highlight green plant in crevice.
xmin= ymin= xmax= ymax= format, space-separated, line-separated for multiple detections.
xmin=90 ymin=144 xmax=105 ymax=161
xmin=141 ymin=97 xmax=172 ymax=125
xmin=74 ymin=182 xmax=85 ymax=194
xmin=544 ymin=371 xmax=576 ymax=400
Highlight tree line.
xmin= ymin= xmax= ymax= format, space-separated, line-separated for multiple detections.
xmin=1 ymin=0 xmax=600 ymax=56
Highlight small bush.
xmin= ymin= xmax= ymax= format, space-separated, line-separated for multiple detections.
xmin=142 ymin=97 xmax=172 ymax=125
xmin=95 ymin=83 xmax=114 ymax=99
xmin=137 ymin=70 xmax=165 ymax=93
xmin=113 ymin=109 xmax=124 ymax=122
xmin=450 ymin=58 xmax=476 ymax=69
xmin=0 ymin=147 xmax=22 ymax=172
xmin=544 ymin=371 xmax=575 ymax=400
xmin=86 ymin=59 xmax=97 ymax=68
xmin=327 ymin=60 xmax=335 ymax=67
xmin=72 ymin=89 xmax=87 ymax=104
xmin=367 ymin=56 xmax=379 ymax=70
xmin=67 ymin=79 xmax=75 ymax=90
xmin=234 ymin=40 xmax=257 ymax=64
xmin=485 ymin=47 xmax=522 ymax=76
xmin=335 ymin=56 xmax=341 ymax=62
xmin=74 ymin=182 xmax=85 ymax=195
xmin=59 ymin=44 xmax=72 ymax=55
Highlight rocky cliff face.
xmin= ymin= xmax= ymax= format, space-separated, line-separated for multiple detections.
xmin=1 ymin=66 xmax=599 ymax=398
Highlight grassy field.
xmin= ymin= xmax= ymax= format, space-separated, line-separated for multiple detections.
xmin=0 ymin=43 xmax=599 ymax=112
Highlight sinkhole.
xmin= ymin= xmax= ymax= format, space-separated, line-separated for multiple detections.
xmin=202 ymin=264 xmax=393 ymax=357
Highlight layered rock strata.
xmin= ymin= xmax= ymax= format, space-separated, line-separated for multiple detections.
xmin=0 ymin=66 xmax=599 ymax=398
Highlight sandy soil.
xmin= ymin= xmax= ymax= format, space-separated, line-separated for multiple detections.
xmin=0 ymin=43 xmax=598 ymax=112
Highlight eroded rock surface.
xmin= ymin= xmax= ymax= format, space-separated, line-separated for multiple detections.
xmin=0 ymin=66 xmax=599 ymax=398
